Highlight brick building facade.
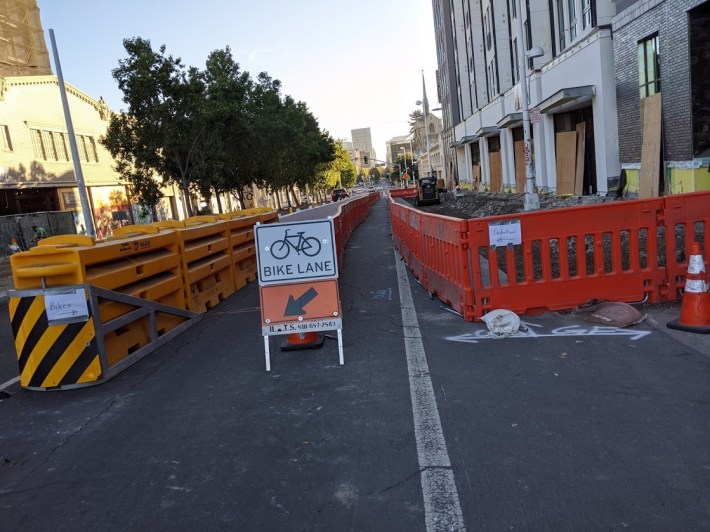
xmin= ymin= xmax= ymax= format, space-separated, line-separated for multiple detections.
xmin=613 ymin=0 xmax=710 ymax=192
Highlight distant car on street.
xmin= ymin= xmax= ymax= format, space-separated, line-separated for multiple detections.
xmin=330 ymin=188 xmax=349 ymax=201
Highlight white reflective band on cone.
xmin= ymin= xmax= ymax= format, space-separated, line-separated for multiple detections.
xmin=685 ymin=279 xmax=709 ymax=293
xmin=688 ymin=255 xmax=706 ymax=274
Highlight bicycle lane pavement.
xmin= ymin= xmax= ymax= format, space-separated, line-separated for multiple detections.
xmin=0 ymin=198 xmax=429 ymax=530
xmin=405 ymin=260 xmax=710 ymax=529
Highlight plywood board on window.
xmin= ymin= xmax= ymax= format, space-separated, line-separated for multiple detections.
xmin=555 ymin=131 xmax=578 ymax=195
xmin=639 ymin=92 xmax=662 ymax=198
xmin=574 ymin=122 xmax=586 ymax=196
xmin=488 ymin=152 xmax=503 ymax=192
xmin=514 ymin=141 xmax=525 ymax=193
xmin=472 ymin=165 xmax=481 ymax=191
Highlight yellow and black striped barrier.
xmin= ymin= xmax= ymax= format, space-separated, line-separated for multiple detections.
xmin=10 ymin=289 xmax=101 ymax=390
xmin=8 ymin=284 xmax=201 ymax=391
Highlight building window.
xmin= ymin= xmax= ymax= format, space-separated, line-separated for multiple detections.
xmin=582 ymin=0 xmax=592 ymax=29
xmin=41 ymin=130 xmax=57 ymax=161
xmin=1 ymin=125 xmax=12 ymax=151
xmin=556 ymin=0 xmax=566 ymax=51
xmin=638 ymin=34 xmax=660 ymax=98
xmin=568 ymin=0 xmax=578 ymax=40
xmin=484 ymin=8 xmax=492 ymax=51
xmin=30 ymin=129 xmax=46 ymax=159
xmin=512 ymin=37 xmax=519 ymax=83
xmin=76 ymin=134 xmax=99 ymax=163
xmin=29 ymin=128 xmax=78 ymax=161
xmin=54 ymin=132 xmax=69 ymax=161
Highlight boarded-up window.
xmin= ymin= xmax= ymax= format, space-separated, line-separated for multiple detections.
xmin=556 ymin=131 xmax=578 ymax=195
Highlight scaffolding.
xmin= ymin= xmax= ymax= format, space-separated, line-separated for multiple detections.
xmin=0 ymin=0 xmax=51 ymax=77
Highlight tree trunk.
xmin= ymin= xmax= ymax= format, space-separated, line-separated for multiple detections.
xmin=214 ymin=186 xmax=223 ymax=214
xmin=151 ymin=204 xmax=158 ymax=222
xmin=180 ymin=176 xmax=192 ymax=218
xmin=234 ymin=187 xmax=246 ymax=210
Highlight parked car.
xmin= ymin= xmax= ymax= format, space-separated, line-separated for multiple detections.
xmin=330 ymin=188 xmax=349 ymax=201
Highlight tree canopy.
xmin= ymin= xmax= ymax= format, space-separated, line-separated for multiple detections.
xmin=101 ymin=38 xmax=335 ymax=216
xmin=317 ymin=140 xmax=357 ymax=191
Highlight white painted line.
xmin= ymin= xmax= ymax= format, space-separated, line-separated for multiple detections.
xmin=394 ymin=251 xmax=466 ymax=531
xmin=1 ymin=376 xmax=20 ymax=390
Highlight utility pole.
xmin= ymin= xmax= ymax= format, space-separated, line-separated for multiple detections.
xmin=49 ymin=29 xmax=96 ymax=236
xmin=514 ymin=6 xmax=540 ymax=211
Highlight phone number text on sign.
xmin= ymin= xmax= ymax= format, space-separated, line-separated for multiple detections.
xmin=263 ymin=318 xmax=342 ymax=336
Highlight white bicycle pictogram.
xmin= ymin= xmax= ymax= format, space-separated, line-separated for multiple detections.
xmin=269 ymin=229 xmax=322 ymax=259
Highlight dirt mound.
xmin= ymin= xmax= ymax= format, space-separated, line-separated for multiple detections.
xmin=408 ymin=191 xmax=621 ymax=219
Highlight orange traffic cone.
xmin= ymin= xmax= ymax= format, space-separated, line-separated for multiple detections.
xmin=281 ymin=331 xmax=325 ymax=351
xmin=667 ymin=242 xmax=710 ymax=334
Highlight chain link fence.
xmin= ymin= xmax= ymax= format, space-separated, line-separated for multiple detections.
xmin=0 ymin=211 xmax=78 ymax=257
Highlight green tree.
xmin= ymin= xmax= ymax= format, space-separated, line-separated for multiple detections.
xmin=193 ymin=47 xmax=253 ymax=213
xmin=318 ymin=141 xmax=356 ymax=191
xmin=102 ymin=37 xmax=206 ymax=218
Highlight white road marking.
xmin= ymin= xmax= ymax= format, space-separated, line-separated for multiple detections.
xmin=395 ymin=251 xmax=466 ymax=531
xmin=0 ymin=376 xmax=20 ymax=391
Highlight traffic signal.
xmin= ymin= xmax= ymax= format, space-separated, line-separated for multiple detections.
xmin=363 ymin=155 xmax=369 ymax=165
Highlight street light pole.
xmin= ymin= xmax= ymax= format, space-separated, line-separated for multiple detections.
xmin=399 ymin=146 xmax=407 ymax=187
xmin=515 ymin=5 xmax=540 ymax=211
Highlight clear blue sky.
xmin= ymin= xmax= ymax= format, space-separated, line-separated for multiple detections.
xmin=38 ymin=0 xmax=439 ymax=160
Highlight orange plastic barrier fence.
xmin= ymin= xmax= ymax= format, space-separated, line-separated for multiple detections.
xmin=467 ymin=198 xmax=665 ymax=319
xmin=660 ymin=191 xmax=710 ymax=298
xmin=389 ymin=191 xmax=710 ymax=321
xmin=390 ymin=188 xmax=418 ymax=199
xmin=332 ymin=193 xmax=378 ymax=268
xmin=422 ymin=214 xmax=474 ymax=315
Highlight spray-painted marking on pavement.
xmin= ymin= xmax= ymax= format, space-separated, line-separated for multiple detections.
xmin=447 ymin=322 xmax=652 ymax=344
xmin=372 ymin=288 xmax=393 ymax=301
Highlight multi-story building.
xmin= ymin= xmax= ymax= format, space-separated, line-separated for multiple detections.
xmin=339 ymin=139 xmax=355 ymax=161
xmin=613 ymin=0 xmax=710 ymax=194
xmin=433 ymin=0 xmax=709 ymax=196
xmin=350 ymin=127 xmax=375 ymax=168
xmin=0 ymin=75 xmax=183 ymax=236
xmin=435 ymin=0 xmax=621 ymax=195
xmin=0 ymin=0 xmax=186 ymax=237
xmin=386 ymin=135 xmax=413 ymax=167
xmin=432 ymin=0 xmax=460 ymax=187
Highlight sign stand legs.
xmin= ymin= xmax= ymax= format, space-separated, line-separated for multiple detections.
xmin=264 ymin=335 xmax=271 ymax=371
xmin=262 ymin=329 xmax=344 ymax=371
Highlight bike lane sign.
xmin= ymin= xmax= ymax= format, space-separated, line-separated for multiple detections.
xmin=255 ymin=219 xmax=338 ymax=285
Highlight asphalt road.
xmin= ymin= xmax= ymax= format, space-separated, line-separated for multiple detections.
xmin=1 ymin=197 xmax=709 ymax=530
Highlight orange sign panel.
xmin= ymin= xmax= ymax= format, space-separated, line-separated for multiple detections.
xmin=260 ymin=279 xmax=341 ymax=328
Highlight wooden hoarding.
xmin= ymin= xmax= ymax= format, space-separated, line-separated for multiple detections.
xmin=556 ymin=131 xmax=578 ymax=195
xmin=639 ymin=93 xmax=662 ymax=198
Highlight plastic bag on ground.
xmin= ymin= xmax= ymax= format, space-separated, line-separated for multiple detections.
xmin=480 ymin=309 xmax=521 ymax=338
